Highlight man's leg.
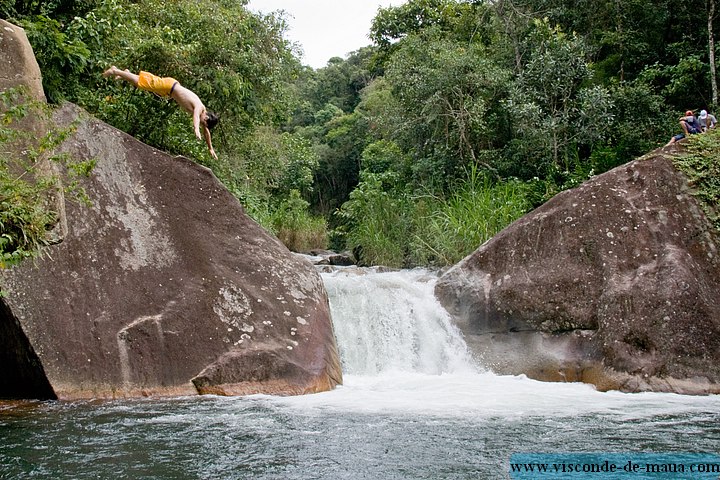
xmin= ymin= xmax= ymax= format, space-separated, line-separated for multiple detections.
xmin=679 ymin=120 xmax=690 ymax=135
xmin=103 ymin=66 xmax=139 ymax=87
xmin=666 ymin=134 xmax=681 ymax=146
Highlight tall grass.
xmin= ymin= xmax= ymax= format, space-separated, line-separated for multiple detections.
xmin=338 ymin=167 xmax=531 ymax=268
xmin=411 ymin=167 xmax=530 ymax=265
xmin=268 ymin=190 xmax=328 ymax=253
xmin=0 ymin=165 xmax=57 ymax=268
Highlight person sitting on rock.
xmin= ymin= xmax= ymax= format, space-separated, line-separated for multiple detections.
xmin=666 ymin=110 xmax=703 ymax=147
xmin=699 ymin=109 xmax=717 ymax=132
xmin=103 ymin=66 xmax=219 ymax=159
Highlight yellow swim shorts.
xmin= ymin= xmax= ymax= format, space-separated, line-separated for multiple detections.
xmin=137 ymin=71 xmax=178 ymax=97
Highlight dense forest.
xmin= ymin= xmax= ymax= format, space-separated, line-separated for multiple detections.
xmin=1 ymin=0 xmax=718 ymax=268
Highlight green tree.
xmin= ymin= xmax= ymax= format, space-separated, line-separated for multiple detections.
xmin=312 ymin=111 xmax=370 ymax=214
xmin=12 ymin=0 xmax=299 ymax=166
xmin=0 ymin=0 xmax=99 ymax=20
xmin=10 ymin=0 xmax=327 ymax=249
xmin=505 ymin=20 xmax=614 ymax=175
xmin=370 ymin=0 xmax=459 ymax=48
xmin=383 ymin=28 xmax=511 ymax=188
xmin=504 ymin=0 xmax=712 ymax=108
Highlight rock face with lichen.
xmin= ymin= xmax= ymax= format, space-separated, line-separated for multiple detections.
xmin=0 ymin=19 xmax=45 ymax=102
xmin=0 ymin=20 xmax=342 ymax=400
xmin=435 ymin=153 xmax=720 ymax=394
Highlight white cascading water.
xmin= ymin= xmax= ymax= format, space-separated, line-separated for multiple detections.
xmin=274 ymin=266 xmax=720 ymax=418
xmin=322 ymin=268 xmax=477 ymax=376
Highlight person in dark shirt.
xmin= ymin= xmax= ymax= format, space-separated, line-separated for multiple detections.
xmin=665 ymin=110 xmax=702 ymax=147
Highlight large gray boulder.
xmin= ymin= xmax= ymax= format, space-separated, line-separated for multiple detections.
xmin=436 ymin=153 xmax=720 ymax=394
xmin=0 ymin=21 xmax=342 ymax=400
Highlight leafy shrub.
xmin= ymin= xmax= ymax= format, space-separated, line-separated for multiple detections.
xmin=336 ymin=172 xmax=412 ymax=267
xmin=269 ymin=190 xmax=327 ymax=252
xmin=672 ymin=130 xmax=720 ymax=231
xmin=0 ymin=90 xmax=93 ymax=270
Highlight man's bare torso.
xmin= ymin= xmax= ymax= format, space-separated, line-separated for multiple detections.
xmin=170 ymin=84 xmax=205 ymax=116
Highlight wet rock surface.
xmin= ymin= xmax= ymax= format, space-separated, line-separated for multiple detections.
xmin=436 ymin=153 xmax=720 ymax=394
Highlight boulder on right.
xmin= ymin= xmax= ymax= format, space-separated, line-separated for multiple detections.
xmin=435 ymin=152 xmax=720 ymax=394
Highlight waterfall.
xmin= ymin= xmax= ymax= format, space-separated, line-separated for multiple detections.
xmin=274 ymin=266 xmax=720 ymax=418
xmin=321 ymin=268 xmax=478 ymax=376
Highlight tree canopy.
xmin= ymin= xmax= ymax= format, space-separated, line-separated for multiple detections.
xmin=3 ymin=0 xmax=718 ymax=267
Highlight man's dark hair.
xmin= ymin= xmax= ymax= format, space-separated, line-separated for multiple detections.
xmin=205 ymin=111 xmax=219 ymax=130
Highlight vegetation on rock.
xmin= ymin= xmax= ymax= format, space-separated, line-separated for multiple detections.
xmin=0 ymin=88 xmax=92 ymax=270
xmin=672 ymin=130 xmax=720 ymax=231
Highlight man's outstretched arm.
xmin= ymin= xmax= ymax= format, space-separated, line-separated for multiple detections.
xmin=192 ymin=106 xmax=203 ymax=140
xmin=203 ymin=125 xmax=217 ymax=160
